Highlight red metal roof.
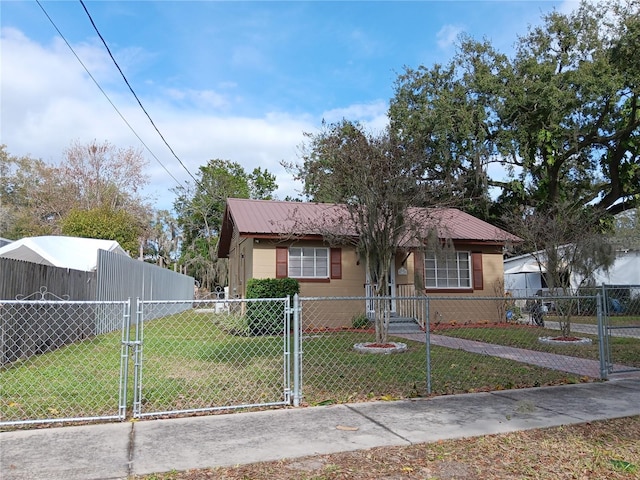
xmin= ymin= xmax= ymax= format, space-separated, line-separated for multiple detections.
xmin=226 ymin=198 xmax=354 ymax=236
xmin=217 ymin=198 xmax=521 ymax=257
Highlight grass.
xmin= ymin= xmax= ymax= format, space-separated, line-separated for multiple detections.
xmin=1 ymin=308 xmax=636 ymax=427
xmin=1 ymin=333 xmax=123 ymax=421
xmin=567 ymin=314 xmax=640 ymax=326
xmin=132 ymin=416 xmax=640 ymax=480
xmin=299 ymin=331 xmax=580 ymax=404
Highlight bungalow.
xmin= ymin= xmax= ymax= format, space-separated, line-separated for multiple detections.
xmin=217 ymin=198 xmax=521 ymax=327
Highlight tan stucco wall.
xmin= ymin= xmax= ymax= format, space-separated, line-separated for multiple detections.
xmin=226 ymin=230 xmax=240 ymax=298
xmin=482 ymin=250 xmax=507 ymax=296
xmin=428 ymin=297 xmax=505 ymax=325
xmin=422 ymin=246 xmax=506 ymax=324
xmin=251 ymin=241 xmax=276 ymax=279
xmin=227 ymin=236 xmax=507 ymax=327
xmin=238 ymin=240 xmax=367 ymax=328
xmin=250 ymin=241 xmax=366 ymax=295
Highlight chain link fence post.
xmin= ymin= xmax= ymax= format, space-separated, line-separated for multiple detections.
xmin=596 ymin=292 xmax=608 ymax=380
xmin=425 ymin=296 xmax=431 ymax=395
xmin=292 ymin=293 xmax=302 ymax=407
xmin=117 ymin=298 xmax=132 ymax=420
xmin=132 ymin=298 xmax=144 ymax=418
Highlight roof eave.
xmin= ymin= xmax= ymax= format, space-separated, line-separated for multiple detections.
xmin=216 ymin=205 xmax=234 ymax=258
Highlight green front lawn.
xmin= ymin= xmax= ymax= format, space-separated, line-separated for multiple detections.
xmin=1 ymin=311 xmax=591 ymax=428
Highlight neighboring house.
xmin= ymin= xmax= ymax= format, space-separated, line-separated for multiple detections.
xmin=505 ymin=248 xmax=640 ymax=297
xmin=0 ymin=237 xmax=13 ymax=248
xmin=217 ymin=198 xmax=521 ymax=327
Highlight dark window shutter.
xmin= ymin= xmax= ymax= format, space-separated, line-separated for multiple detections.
xmin=276 ymin=247 xmax=288 ymax=278
xmin=330 ymin=248 xmax=342 ymax=279
xmin=414 ymin=250 xmax=425 ymax=289
xmin=472 ymin=252 xmax=483 ymax=290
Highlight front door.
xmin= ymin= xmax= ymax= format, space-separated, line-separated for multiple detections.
xmin=365 ymin=263 xmax=397 ymax=317
xmin=387 ymin=264 xmax=397 ymax=315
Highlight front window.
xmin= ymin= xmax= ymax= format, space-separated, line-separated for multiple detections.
xmin=425 ymin=251 xmax=471 ymax=288
xmin=289 ymin=247 xmax=329 ymax=278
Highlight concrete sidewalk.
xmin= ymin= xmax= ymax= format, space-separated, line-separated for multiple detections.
xmin=2 ymin=378 xmax=639 ymax=480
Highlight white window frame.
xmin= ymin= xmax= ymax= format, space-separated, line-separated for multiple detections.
xmin=288 ymin=247 xmax=329 ymax=278
xmin=424 ymin=251 xmax=471 ymax=289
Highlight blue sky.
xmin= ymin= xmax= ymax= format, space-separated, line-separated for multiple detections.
xmin=1 ymin=1 xmax=576 ymax=210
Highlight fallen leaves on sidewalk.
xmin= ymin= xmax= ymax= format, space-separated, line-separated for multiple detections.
xmin=137 ymin=416 xmax=640 ymax=480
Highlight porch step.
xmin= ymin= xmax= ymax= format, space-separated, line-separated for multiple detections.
xmin=388 ymin=317 xmax=423 ymax=334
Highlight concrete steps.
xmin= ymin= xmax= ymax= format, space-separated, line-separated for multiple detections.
xmin=388 ymin=316 xmax=423 ymax=334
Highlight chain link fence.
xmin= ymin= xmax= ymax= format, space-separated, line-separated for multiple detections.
xmin=2 ymin=291 xmax=639 ymax=429
xmin=422 ymin=295 xmax=609 ymax=390
xmin=0 ymin=300 xmax=129 ymax=426
xmin=133 ymin=298 xmax=291 ymax=418
xmin=295 ymin=294 xmax=624 ymax=405
xmin=297 ymin=296 xmax=430 ymax=403
xmin=601 ymin=285 xmax=640 ymax=374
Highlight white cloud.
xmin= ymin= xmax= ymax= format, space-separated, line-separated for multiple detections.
xmin=0 ymin=27 xmax=318 ymax=210
xmin=322 ymin=101 xmax=389 ymax=133
xmin=436 ymin=24 xmax=464 ymax=49
xmin=139 ymin=111 xmax=313 ymax=205
xmin=161 ymin=88 xmax=231 ymax=110
xmin=557 ymin=0 xmax=582 ymax=15
xmin=2 ymin=27 xmax=414 ymax=211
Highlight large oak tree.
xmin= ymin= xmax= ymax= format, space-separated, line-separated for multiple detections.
xmin=390 ymin=0 xmax=640 ymax=221
xmin=173 ymin=159 xmax=277 ymax=289
xmin=390 ymin=1 xmax=638 ymax=315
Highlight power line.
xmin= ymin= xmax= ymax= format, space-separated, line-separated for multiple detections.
xmin=34 ymin=0 xmax=186 ymax=190
xmin=78 ymin=0 xmax=200 ymax=186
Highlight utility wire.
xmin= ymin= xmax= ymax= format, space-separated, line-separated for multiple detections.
xmin=78 ymin=0 xmax=200 ymax=186
xmin=35 ymin=0 xmax=185 ymax=189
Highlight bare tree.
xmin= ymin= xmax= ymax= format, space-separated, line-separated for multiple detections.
xmin=24 ymin=140 xmax=152 ymax=235
xmin=290 ymin=120 xmax=456 ymax=344
xmin=506 ymin=201 xmax=615 ymax=337
xmin=58 ymin=139 xmax=150 ymax=216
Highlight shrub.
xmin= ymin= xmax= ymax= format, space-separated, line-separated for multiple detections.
xmin=245 ymin=278 xmax=300 ymax=335
xmin=246 ymin=278 xmax=299 ymax=299
xmin=351 ymin=312 xmax=370 ymax=329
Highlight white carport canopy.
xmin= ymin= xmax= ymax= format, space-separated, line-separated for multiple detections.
xmin=0 ymin=236 xmax=129 ymax=272
xmin=504 ymin=262 xmax=546 ymax=274
xmin=504 ymin=260 xmax=547 ymax=296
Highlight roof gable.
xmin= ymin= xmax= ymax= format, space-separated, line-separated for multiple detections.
xmin=217 ymin=198 xmax=521 ymax=257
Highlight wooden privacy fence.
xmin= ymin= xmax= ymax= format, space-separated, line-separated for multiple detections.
xmin=0 ymin=258 xmax=96 ymax=301
xmin=0 ymin=301 xmax=100 ymax=365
